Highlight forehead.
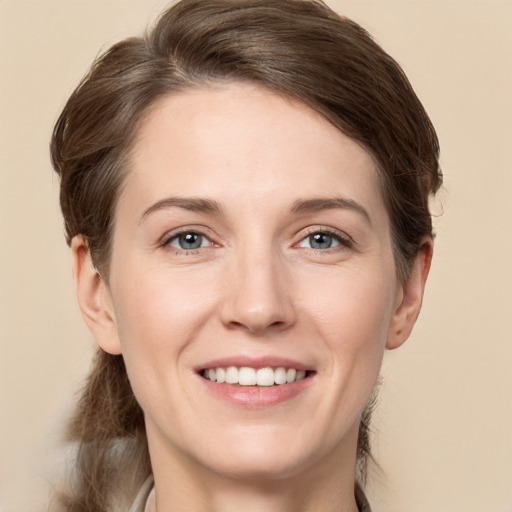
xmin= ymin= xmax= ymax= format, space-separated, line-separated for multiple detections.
xmin=121 ymin=83 xmax=387 ymax=226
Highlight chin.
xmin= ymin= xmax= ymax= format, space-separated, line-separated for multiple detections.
xmin=199 ymin=451 xmax=313 ymax=482
xmin=185 ymin=424 xmax=347 ymax=483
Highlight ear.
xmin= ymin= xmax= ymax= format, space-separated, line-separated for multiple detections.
xmin=386 ymin=237 xmax=433 ymax=350
xmin=71 ymin=235 xmax=122 ymax=355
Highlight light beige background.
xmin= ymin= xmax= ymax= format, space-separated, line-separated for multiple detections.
xmin=1 ymin=1 xmax=511 ymax=511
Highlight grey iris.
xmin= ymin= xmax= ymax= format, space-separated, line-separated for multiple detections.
xmin=309 ymin=233 xmax=333 ymax=249
xmin=179 ymin=233 xmax=203 ymax=249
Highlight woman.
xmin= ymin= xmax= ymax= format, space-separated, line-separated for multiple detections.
xmin=50 ymin=0 xmax=441 ymax=511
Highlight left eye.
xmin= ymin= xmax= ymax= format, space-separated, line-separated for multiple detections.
xmin=168 ymin=232 xmax=211 ymax=250
xmin=298 ymin=232 xmax=341 ymax=250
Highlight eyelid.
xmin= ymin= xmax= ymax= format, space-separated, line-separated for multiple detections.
xmin=159 ymin=226 xmax=217 ymax=249
xmin=295 ymin=226 xmax=354 ymax=249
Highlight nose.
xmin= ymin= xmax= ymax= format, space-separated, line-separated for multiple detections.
xmin=219 ymin=246 xmax=296 ymax=335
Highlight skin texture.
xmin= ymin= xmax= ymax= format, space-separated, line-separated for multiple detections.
xmin=72 ymin=83 xmax=432 ymax=512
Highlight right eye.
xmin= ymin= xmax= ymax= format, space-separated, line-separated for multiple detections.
xmin=167 ymin=231 xmax=212 ymax=251
xmin=298 ymin=231 xmax=341 ymax=250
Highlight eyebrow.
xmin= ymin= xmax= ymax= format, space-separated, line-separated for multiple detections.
xmin=290 ymin=197 xmax=372 ymax=226
xmin=140 ymin=195 xmax=371 ymax=226
xmin=140 ymin=197 xmax=223 ymax=221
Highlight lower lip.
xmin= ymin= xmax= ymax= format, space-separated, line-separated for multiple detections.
xmin=198 ymin=374 xmax=314 ymax=408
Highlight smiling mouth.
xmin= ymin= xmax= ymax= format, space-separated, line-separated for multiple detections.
xmin=200 ymin=366 xmax=313 ymax=387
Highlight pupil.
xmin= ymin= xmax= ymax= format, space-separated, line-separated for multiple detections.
xmin=310 ymin=233 xmax=332 ymax=249
xmin=180 ymin=233 xmax=201 ymax=249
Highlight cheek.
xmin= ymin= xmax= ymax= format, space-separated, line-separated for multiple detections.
xmin=302 ymin=263 xmax=396 ymax=340
xmin=108 ymin=208 xmax=222 ymax=342
xmin=299 ymin=264 xmax=397 ymax=387
xmin=109 ymin=264 xmax=220 ymax=401
xmin=112 ymin=259 xmax=218 ymax=342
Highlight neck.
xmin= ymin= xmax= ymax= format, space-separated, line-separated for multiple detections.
xmin=151 ymin=470 xmax=360 ymax=512
xmin=147 ymin=422 xmax=361 ymax=512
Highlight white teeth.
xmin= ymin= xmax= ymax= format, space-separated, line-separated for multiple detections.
xmin=256 ymin=367 xmax=275 ymax=386
xmin=286 ymin=368 xmax=296 ymax=383
xmin=225 ymin=366 xmax=239 ymax=384
xmin=216 ymin=367 xmax=226 ymax=383
xmin=239 ymin=367 xmax=257 ymax=386
xmin=202 ymin=366 xmax=309 ymax=386
xmin=274 ymin=367 xmax=287 ymax=385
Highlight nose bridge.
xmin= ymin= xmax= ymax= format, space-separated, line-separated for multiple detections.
xmin=220 ymin=235 xmax=295 ymax=334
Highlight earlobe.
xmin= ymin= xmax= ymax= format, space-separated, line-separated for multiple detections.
xmin=71 ymin=235 xmax=122 ymax=355
xmin=386 ymin=238 xmax=433 ymax=350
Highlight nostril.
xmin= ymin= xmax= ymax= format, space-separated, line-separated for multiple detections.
xmin=219 ymin=270 xmax=297 ymax=333
xmin=225 ymin=318 xmax=288 ymax=335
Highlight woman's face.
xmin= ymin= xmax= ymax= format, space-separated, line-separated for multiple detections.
xmin=88 ymin=83 xmax=416 ymax=481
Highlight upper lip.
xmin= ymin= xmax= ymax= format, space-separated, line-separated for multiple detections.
xmin=195 ymin=355 xmax=313 ymax=373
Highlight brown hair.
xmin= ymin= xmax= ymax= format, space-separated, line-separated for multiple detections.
xmin=50 ymin=1 xmax=441 ymax=510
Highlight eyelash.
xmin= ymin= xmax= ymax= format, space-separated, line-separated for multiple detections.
xmin=161 ymin=226 xmax=353 ymax=255
xmin=161 ymin=229 xmax=216 ymax=255
xmin=297 ymin=227 xmax=353 ymax=252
